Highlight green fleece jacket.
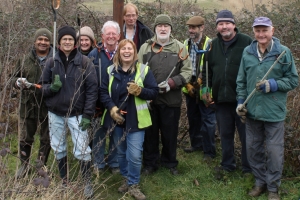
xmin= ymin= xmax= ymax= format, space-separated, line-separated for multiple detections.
xmin=202 ymin=28 xmax=252 ymax=103
xmin=138 ymin=36 xmax=192 ymax=107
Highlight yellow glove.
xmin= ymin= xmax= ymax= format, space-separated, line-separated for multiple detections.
xmin=185 ymin=83 xmax=195 ymax=97
xmin=110 ymin=106 xmax=124 ymax=124
xmin=127 ymin=82 xmax=142 ymax=96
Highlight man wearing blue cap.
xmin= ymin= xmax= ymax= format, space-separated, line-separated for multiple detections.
xmin=202 ymin=10 xmax=252 ymax=175
xmin=236 ymin=17 xmax=298 ymax=200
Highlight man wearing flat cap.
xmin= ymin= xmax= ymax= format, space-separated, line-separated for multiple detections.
xmin=182 ymin=16 xmax=216 ymax=161
xmin=138 ymin=14 xmax=192 ymax=175
xmin=11 ymin=28 xmax=53 ymax=179
xmin=201 ymin=10 xmax=252 ymax=175
xmin=40 ymin=25 xmax=98 ymax=198
xmin=236 ymin=17 xmax=298 ymax=200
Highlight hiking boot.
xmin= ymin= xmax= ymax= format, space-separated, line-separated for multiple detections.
xmin=16 ymin=164 xmax=29 ymax=179
xmin=248 ymin=185 xmax=267 ymax=197
xmin=142 ymin=167 xmax=156 ymax=175
xmin=203 ymin=154 xmax=213 ymax=163
xmin=268 ymin=191 xmax=280 ymax=200
xmin=183 ymin=147 xmax=202 ymax=153
xmin=118 ymin=179 xmax=128 ymax=193
xmin=80 ymin=160 xmax=93 ymax=199
xmin=170 ymin=167 xmax=179 ymax=175
xmin=128 ymin=184 xmax=146 ymax=200
xmin=83 ymin=181 xmax=93 ymax=199
xmin=110 ymin=167 xmax=120 ymax=175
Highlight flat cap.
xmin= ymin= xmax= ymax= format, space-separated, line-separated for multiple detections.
xmin=186 ymin=16 xmax=205 ymax=26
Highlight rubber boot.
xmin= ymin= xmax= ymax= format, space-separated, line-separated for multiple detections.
xmin=80 ymin=160 xmax=93 ymax=199
xmin=57 ymin=157 xmax=68 ymax=187
xmin=38 ymin=141 xmax=51 ymax=165
xmin=16 ymin=144 xmax=31 ymax=179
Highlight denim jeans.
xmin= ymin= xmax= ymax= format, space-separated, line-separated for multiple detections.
xmin=113 ymin=126 xmax=144 ymax=186
xmin=246 ymin=119 xmax=284 ymax=192
xmin=215 ymin=103 xmax=250 ymax=172
xmin=93 ymin=127 xmax=119 ymax=169
xmin=198 ymin=100 xmax=216 ymax=157
xmin=48 ymin=111 xmax=91 ymax=161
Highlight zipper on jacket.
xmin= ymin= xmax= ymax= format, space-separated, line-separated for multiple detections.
xmin=225 ymin=57 xmax=227 ymax=98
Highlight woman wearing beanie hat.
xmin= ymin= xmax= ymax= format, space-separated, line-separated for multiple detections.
xmin=77 ymin=26 xmax=95 ymax=55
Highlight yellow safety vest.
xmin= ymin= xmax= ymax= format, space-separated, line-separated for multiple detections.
xmin=102 ymin=63 xmax=152 ymax=129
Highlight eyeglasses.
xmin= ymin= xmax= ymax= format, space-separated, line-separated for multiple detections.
xmin=124 ymin=14 xmax=137 ymax=18
xmin=105 ymin=32 xmax=118 ymax=37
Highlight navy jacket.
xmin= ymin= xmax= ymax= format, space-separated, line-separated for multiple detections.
xmin=100 ymin=64 xmax=158 ymax=133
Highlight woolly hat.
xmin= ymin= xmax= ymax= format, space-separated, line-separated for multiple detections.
xmin=34 ymin=28 xmax=52 ymax=43
xmin=58 ymin=25 xmax=77 ymax=45
xmin=76 ymin=26 xmax=95 ymax=42
xmin=154 ymin=14 xmax=172 ymax=30
xmin=186 ymin=16 xmax=205 ymax=26
xmin=216 ymin=10 xmax=235 ymax=25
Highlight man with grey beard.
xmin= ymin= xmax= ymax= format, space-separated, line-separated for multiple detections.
xmin=201 ymin=10 xmax=252 ymax=175
xmin=138 ymin=14 xmax=192 ymax=175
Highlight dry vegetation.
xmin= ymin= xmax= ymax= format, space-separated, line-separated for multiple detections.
xmin=0 ymin=0 xmax=299 ymax=199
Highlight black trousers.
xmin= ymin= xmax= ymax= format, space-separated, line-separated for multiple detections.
xmin=143 ymin=104 xmax=180 ymax=169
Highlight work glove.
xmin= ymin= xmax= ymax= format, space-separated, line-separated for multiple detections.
xmin=110 ymin=106 xmax=125 ymax=124
xmin=16 ymin=78 xmax=32 ymax=89
xmin=197 ymin=78 xmax=202 ymax=86
xmin=158 ymin=81 xmax=170 ymax=94
xmin=79 ymin=117 xmax=91 ymax=131
xmin=127 ymin=82 xmax=142 ymax=96
xmin=201 ymin=87 xmax=212 ymax=107
xmin=50 ymin=75 xmax=62 ymax=93
xmin=185 ymin=83 xmax=195 ymax=97
xmin=236 ymin=102 xmax=247 ymax=124
xmin=256 ymin=79 xmax=278 ymax=93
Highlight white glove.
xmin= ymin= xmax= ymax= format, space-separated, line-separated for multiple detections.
xmin=158 ymin=81 xmax=170 ymax=94
xmin=16 ymin=78 xmax=32 ymax=89
xmin=236 ymin=104 xmax=247 ymax=123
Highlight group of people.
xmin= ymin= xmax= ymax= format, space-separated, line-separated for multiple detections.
xmin=11 ymin=2 xmax=298 ymax=199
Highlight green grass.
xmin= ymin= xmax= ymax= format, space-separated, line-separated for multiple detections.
xmin=1 ymin=133 xmax=300 ymax=199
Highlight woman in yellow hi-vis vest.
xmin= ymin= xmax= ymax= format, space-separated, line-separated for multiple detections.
xmin=100 ymin=39 xmax=158 ymax=200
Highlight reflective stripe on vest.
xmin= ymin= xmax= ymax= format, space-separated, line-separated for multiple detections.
xmin=182 ymin=36 xmax=211 ymax=94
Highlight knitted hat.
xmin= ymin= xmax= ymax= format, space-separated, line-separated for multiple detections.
xmin=252 ymin=17 xmax=272 ymax=27
xmin=216 ymin=10 xmax=235 ymax=25
xmin=34 ymin=28 xmax=52 ymax=43
xmin=154 ymin=14 xmax=172 ymax=30
xmin=76 ymin=26 xmax=95 ymax=42
xmin=186 ymin=16 xmax=205 ymax=26
xmin=58 ymin=25 xmax=77 ymax=45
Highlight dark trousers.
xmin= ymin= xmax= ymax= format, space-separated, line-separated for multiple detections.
xmin=143 ymin=104 xmax=180 ymax=169
xmin=185 ymin=95 xmax=203 ymax=149
xmin=215 ymin=103 xmax=251 ymax=172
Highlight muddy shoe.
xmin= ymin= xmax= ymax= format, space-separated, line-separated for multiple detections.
xmin=128 ymin=184 xmax=146 ymax=200
xmin=110 ymin=167 xmax=120 ymax=175
xmin=118 ymin=179 xmax=128 ymax=193
xmin=84 ymin=181 xmax=93 ymax=199
xmin=268 ymin=191 xmax=280 ymax=200
xmin=248 ymin=185 xmax=267 ymax=197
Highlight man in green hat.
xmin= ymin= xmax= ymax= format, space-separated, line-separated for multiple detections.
xmin=11 ymin=28 xmax=53 ymax=178
xmin=138 ymin=14 xmax=192 ymax=175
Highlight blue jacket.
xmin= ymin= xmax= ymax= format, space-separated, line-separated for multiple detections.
xmin=100 ymin=63 xmax=158 ymax=132
xmin=236 ymin=37 xmax=298 ymax=122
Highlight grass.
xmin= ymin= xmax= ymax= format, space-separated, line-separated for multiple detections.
xmin=1 ymin=132 xmax=300 ymax=200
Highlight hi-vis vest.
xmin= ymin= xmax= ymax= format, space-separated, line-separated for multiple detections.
xmin=101 ymin=63 xmax=152 ymax=129
xmin=182 ymin=36 xmax=211 ymax=95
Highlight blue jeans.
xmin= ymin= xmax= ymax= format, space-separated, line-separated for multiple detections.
xmin=246 ymin=119 xmax=284 ymax=192
xmin=215 ymin=103 xmax=250 ymax=172
xmin=199 ymin=101 xmax=216 ymax=157
xmin=48 ymin=111 xmax=91 ymax=161
xmin=113 ymin=126 xmax=144 ymax=186
xmin=93 ymin=127 xmax=118 ymax=169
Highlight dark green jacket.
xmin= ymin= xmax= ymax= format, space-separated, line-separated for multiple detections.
xmin=202 ymin=28 xmax=252 ymax=103
xmin=11 ymin=47 xmax=53 ymax=118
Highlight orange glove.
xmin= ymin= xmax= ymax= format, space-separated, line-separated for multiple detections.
xmin=185 ymin=83 xmax=195 ymax=97
xmin=197 ymin=78 xmax=202 ymax=85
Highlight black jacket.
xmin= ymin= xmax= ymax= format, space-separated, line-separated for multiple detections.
xmin=39 ymin=48 xmax=98 ymax=119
